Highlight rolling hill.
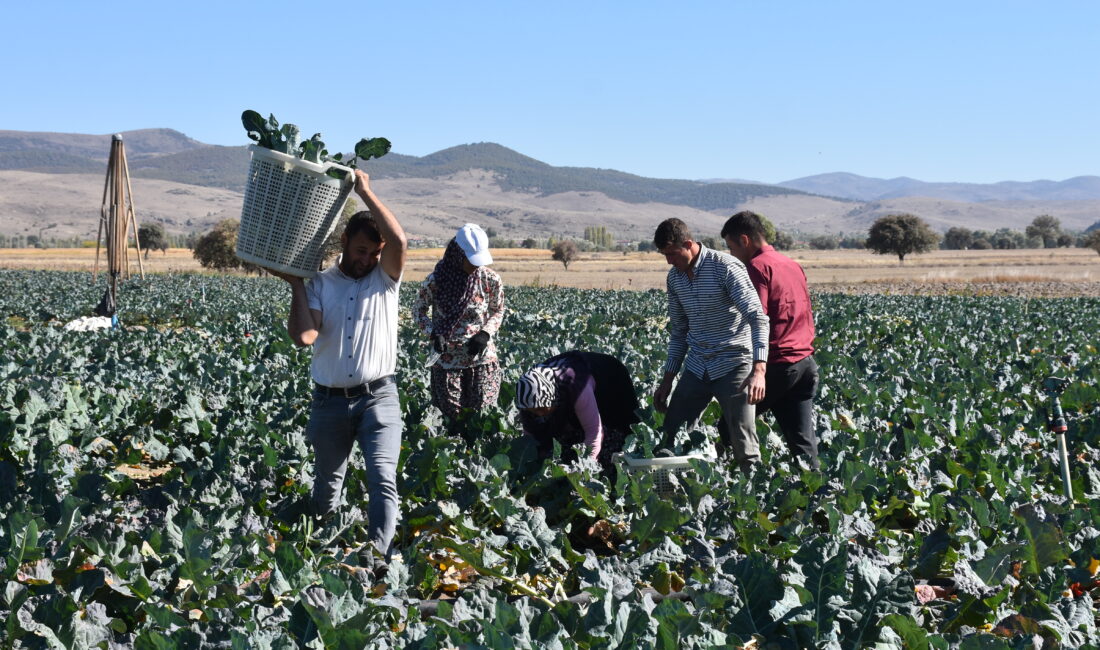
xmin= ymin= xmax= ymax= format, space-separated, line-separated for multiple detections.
xmin=0 ymin=128 xmax=206 ymax=161
xmin=778 ymin=172 xmax=1100 ymax=203
xmin=1 ymin=128 xmax=1098 ymax=243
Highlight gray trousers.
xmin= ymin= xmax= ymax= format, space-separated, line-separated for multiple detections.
xmin=662 ymin=364 xmax=760 ymax=471
xmin=305 ymin=381 xmax=402 ymax=556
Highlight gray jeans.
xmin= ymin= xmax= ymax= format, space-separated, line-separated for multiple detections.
xmin=662 ymin=364 xmax=759 ymax=471
xmin=305 ymin=381 xmax=402 ymax=556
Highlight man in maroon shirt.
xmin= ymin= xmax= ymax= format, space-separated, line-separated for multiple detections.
xmin=720 ymin=211 xmax=820 ymax=469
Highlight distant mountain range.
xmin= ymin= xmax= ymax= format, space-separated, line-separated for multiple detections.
xmin=775 ymin=172 xmax=1100 ymax=203
xmin=0 ymin=129 xmax=807 ymax=209
xmin=0 ymin=128 xmax=206 ymax=161
xmin=1 ymin=128 xmax=1099 ymax=242
xmin=7 ymin=128 xmax=1098 ymax=203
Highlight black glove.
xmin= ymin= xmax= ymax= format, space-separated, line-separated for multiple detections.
xmin=431 ymin=333 xmax=445 ymax=353
xmin=466 ymin=331 xmax=490 ymax=356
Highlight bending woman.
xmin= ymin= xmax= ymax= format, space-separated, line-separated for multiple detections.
xmin=412 ymin=224 xmax=505 ymax=429
xmin=515 ymin=351 xmax=640 ymax=471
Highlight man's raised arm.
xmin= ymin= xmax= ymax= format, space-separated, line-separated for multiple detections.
xmin=354 ymin=170 xmax=406 ymax=282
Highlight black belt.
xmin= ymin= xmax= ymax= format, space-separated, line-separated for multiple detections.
xmin=314 ymin=375 xmax=395 ymax=398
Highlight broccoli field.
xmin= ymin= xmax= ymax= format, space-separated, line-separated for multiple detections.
xmin=2 ymin=269 xmax=1100 ymax=648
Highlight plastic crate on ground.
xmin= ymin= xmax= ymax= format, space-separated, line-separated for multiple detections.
xmin=613 ymin=452 xmax=712 ymax=496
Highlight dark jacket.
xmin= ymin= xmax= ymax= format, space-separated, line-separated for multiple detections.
xmin=521 ymin=351 xmax=641 ymax=456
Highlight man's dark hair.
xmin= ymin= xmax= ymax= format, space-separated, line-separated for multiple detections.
xmin=720 ymin=211 xmax=768 ymax=243
xmin=653 ymin=219 xmax=693 ymax=250
xmin=344 ymin=210 xmax=381 ymax=243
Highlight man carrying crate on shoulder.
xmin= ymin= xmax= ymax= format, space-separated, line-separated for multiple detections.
xmin=268 ymin=169 xmax=407 ymax=579
xmin=652 ymin=218 xmax=770 ymax=473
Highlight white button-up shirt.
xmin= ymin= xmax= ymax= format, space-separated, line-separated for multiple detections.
xmin=306 ymin=262 xmax=401 ymax=387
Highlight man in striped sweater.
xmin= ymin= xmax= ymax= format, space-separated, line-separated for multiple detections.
xmin=652 ymin=218 xmax=771 ymax=472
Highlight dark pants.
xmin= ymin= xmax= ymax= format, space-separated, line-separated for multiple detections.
xmin=759 ymin=356 xmax=820 ymax=467
xmin=717 ymin=355 xmax=820 ymax=468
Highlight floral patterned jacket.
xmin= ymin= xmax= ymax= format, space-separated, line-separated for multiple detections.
xmin=412 ymin=267 xmax=505 ymax=369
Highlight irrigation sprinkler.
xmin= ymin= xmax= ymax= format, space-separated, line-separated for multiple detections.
xmin=1042 ymin=376 xmax=1073 ymax=500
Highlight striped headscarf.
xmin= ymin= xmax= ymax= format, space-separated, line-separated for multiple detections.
xmin=515 ymin=366 xmax=558 ymax=409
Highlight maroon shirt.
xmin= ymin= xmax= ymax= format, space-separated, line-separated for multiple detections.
xmin=746 ymin=244 xmax=815 ymax=364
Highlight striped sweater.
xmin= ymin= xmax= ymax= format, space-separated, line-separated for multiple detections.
xmin=664 ymin=245 xmax=770 ymax=380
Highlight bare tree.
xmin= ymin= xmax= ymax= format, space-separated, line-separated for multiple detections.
xmin=193 ymin=219 xmax=259 ymax=272
xmin=552 ymin=240 xmax=578 ymax=270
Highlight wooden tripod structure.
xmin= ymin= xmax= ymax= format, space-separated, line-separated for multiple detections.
xmin=93 ymin=134 xmax=144 ymax=301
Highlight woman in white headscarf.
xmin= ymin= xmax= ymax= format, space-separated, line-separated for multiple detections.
xmin=516 ymin=351 xmax=640 ymax=471
xmin=413 ymin=224 xmax=505 ymax=430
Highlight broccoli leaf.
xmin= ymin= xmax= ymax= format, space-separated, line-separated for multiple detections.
xmin=354 ymin=137 xmax=392 ymax=161
xmin=242 ymin=110 xmax=390 ymax=169
xmin=300 ymin=134 xmax=325 ymax=164
xmin=241 ymin=110 xmax=274 ymax=148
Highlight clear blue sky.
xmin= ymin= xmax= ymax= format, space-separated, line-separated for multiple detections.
xmin=4 ymin=1 xmax=1098 ymax=184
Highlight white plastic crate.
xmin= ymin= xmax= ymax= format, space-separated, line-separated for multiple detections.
xmin=613 ymin=452 xmax=710 ymax=495
xmin=236 ymin=145 xmax=356 ymax=277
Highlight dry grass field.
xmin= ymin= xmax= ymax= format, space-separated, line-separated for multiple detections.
xmin=1 ymin=246 xmax=1098 ymax=295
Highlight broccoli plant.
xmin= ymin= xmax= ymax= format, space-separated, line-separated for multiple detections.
xmin=241 ymin=110 xmax=391 ymax=178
